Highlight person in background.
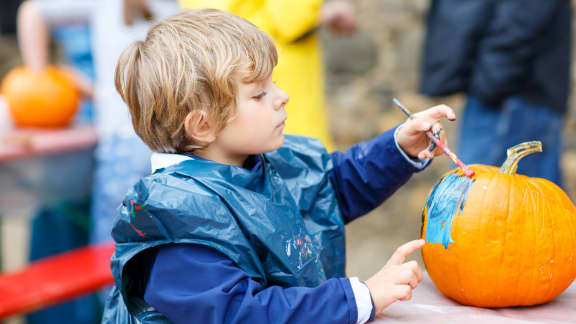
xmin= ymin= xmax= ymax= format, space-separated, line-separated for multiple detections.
xmin=0 ymin=0 xmax=23 ymax=77
xmin=420 ymin=0 xmax=571 ymax=187
xmin=18 ymin=1 xmax=96 ymax=323
xmin=179 ymin=0 xmax=357 ymax=151
xmin=102 ymin=9 xmax=457 ymax=323
xmin=17 ymin=0 xmax=178 ymax=322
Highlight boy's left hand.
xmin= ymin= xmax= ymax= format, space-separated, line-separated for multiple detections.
xmin=395 ymin=105 xmax=456 ymax=160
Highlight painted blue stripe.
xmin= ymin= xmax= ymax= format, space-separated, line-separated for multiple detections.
xmin=425 ymin=174 xmax=474 ymax=249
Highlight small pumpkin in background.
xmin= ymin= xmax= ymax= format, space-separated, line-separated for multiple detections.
xmin=0 ymin=66 xmax=80 ymax=128
xmin=422 ymin=141 xmax=576 ymax=308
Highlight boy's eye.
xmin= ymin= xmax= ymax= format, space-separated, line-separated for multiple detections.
xmin=252 ymin=92 xmax=267 ymax=100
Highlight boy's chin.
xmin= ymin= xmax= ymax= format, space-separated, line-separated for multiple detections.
xmin=245 ymin=135 xmax=284 ymax=155
xmin=261 ymin=135 xmax=285 ymax=153
xmin=271 ymin=134 xmax=285 ymax=150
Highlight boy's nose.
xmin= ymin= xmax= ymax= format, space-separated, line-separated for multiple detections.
xmin=274 ymin=90 xmax=290 ymax=111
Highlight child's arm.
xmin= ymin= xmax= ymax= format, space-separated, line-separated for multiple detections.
xmin=321 ymin=0 xmax=357 ymax=35
xmin=329 ymin=105 xmax=455 ymax=222
xmin=142 ymin=240 xmax=424 ymax=323
xmin=143 ymin=244 xmax=360 ymax=324
xmin=17 ymin=0 xmax=95 ymax=96
xmin=330 ymin=127 xmax=421 ymax=222
xmin=17 ymin=1 xmax=50 ymax=71
xmin=18 ymin=0 xmax=95 ymax=69
xmin=246 ymin=0 xmax=357 ymax=42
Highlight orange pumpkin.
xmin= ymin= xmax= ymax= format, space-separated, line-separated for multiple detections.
xmin=0 ymin=66 xmax=80 ymax=128
xmin=422 ymin=141 xmax=576 ymax=307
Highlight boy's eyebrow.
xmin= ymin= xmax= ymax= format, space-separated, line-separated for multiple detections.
xmin=243 ymin=79 xmax=267 ymax=91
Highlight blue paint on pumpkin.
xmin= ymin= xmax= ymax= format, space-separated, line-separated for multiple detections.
xmin=425 ymin=173 xmax=474 ymax=249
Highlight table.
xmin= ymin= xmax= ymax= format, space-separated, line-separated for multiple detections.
xmin=0 ymin=126 xmax=98 ymax=214
xmin=0 ymin=125 xmax=98 ymax=271
xmin=0 ymin=126 xmax=98 ymax=161
xmin=375 ymin=273 xmax=575 ymax=323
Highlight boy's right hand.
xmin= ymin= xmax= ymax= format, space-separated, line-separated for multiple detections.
xmin=365 ymin=239 xmax=425 ymax=315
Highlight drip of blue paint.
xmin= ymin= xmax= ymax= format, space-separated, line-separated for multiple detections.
xmin=425 ymin=174 xmax=474 ymax=249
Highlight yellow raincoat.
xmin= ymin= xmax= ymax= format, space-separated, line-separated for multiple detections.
xmin=179 ymin=0 xmax=334 ymax=150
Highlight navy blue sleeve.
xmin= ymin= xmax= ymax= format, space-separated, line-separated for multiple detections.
xmin=144 ymin=244 xmax=358 ymax=324
xmin=329 ymin=127 xmax=423 ymax=223
xmin=471 ymin=0 xmax=567 ymax=104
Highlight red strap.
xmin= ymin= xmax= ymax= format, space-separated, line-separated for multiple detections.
xmin=0 ymin=242 xmax=114 ymax=319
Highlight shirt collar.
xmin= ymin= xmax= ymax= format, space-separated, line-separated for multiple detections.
xmin=150 ymin=152 xmax=263 ymax=173
xmin=150 ymin=152 xmax=194 ymax=173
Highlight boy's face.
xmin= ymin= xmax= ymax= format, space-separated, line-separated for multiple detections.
xmin=214 ymin=73 xmax=289 ymax=158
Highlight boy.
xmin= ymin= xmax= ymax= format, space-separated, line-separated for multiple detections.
xmin=103 ymin=9 xmax=456 ymax=324
xmin=178 ymin=0 xmax=357 ymax=151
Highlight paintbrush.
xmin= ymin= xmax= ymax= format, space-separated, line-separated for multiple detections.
xmin=392 ymin=98 xmax=475 ymax=178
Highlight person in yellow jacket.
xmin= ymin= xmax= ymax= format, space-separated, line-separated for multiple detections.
xmin=178 ymin=0 xmax=356 ymax=151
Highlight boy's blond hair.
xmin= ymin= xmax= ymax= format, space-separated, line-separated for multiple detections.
xmin=115 ymin=9 xmax=278 ymax=153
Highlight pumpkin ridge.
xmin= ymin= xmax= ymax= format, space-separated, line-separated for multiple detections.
xmin=495 ymin=172 xmax=513 ymax=305
xmin=454 ymin=175 xmax=474 ymax=305
xmin=476 ymin=169 xmax=496 ymax=304
xmin=531 ymin=178 xmax=552 ymax=305
xmin=523 ymin=179 xmax=541 ymax=305
xmin=484 ymin=170 xmax=504 ymax=305
xmin=513 ymin=178 xmax=533 ymax=305
xmin=548 ymin=183 xmax=560 ymax=302
xmin=541 ymin=180 xmax=557 ymax=303
xmin=564 ymin=189 xmax=576 ymax=283
xmin=542 ymin=180 xmax=576 ymax=302
xmin=456 ymin=170 xmax=487 ymax=305
xmin=453 ymin=200 xmax=468 ymax=305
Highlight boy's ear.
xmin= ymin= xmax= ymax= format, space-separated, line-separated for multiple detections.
xmin=184 ymin=110 xmax=217 ymax=144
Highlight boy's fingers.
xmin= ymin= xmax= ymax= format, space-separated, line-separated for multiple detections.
xmin=406 ymin=119 xmax=444 ymax=137
xmin=402 ymin=119 xmax=431 ymax=136
xmin=426 ymin=122 xmax=447 ymax=157
xmin=404 ymin=272 xmax=419 ymax=289
xmin=386 ymin=239 xmax=425 ymax=266
xmin=394 ymin=267 xmax=419 ymax=288
xmin=419 ymin=104 xmax=456 ymax=121
xmin=405 ymin=260 xmax=423 ymax=283
xmin=414 ymin=263 xmax=424 ymax=283
xmin=395 ymin=285 xmax=412 ymax=301
xmin=418 ymin=149 xmax=434 ymax=160
xmin=431 ymin=123 xmax=443 ymax=136
xmin=420 ymin=121 xmax=432 ymax=132
xmin=417 ymin=264 xmax=424 ymax=283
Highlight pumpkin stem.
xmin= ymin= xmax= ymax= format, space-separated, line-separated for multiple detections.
xmin=499 ymin=141 xmax=542 ymax=175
